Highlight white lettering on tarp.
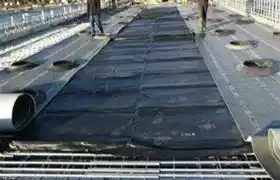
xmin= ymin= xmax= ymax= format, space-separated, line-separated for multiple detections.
xmin=180 ymin=132 xmax=196 ymax=137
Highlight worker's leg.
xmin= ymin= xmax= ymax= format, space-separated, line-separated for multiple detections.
xmin=111 ymin=0 xmax=116 ymax=9
xmin=89 ymin=15 xmax=96 ymax=36
xmin=94 ymin=14 xmax=104 ymax=34
xmin=197 ymin=3 xmax=207 ymax=32
xmin=197 ymin=3 xmax=204 ymax=32
xmin=202 ymin=4 xmax=208 ymax=30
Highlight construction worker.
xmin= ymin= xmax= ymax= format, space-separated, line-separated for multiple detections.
xmin=182 ymin=0 xmax=188 ymax=5
xmin=196 ymin=0 xmax=209 ymax=33
xmin=246 ymin=0 xmax=253 ymax=17
xmin=87 ymin=0 xmax=104 ymax=37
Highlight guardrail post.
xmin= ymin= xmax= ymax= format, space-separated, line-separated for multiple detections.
xmin=51 ymin=10 xmax=54 ymax=18
xmin=10 ymin=15 xmax=14 ymax=26
xmin=41 ymin=10 xmax=45 ymax=23
xmin=22 ymin=14 xmax=26 ymax=29
xmin=50 ymin=10 xmax=54 ymax=22
xmin=22 ymin=14 xmax=25 ymax=22
xmin=276 ymin=0 xmax=280 ymax=23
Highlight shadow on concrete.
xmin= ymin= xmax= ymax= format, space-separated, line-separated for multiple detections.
xmin=206 ymin=19 xmax=235 ymax=31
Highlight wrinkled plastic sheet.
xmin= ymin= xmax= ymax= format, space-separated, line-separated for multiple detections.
xmin=11 ymin=6 xmax=244 ymax=154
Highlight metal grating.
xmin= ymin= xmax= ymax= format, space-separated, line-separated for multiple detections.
xmin=0 ymin=152 xmax=273 ymax=179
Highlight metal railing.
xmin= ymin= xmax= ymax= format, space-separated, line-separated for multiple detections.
xmin=0 ymin=4 xmax=87 ymax=43
xmin=214 ymin=0 xmax=280 ymax=29
xmin=0 ymin=1 xmax=134 ymax=43
xmin=0 ymin=23 xmax=89 ymax=68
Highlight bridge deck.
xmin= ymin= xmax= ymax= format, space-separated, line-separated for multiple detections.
xmin=0 ymin=3 xmax=280 ymax=158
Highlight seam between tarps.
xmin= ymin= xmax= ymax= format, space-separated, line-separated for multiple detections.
xmin=128 ymin=11 xmax=156 ymax=146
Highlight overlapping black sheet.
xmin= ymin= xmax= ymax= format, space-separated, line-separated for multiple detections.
xmin=13 ymin=6 xmax=245 ymax=153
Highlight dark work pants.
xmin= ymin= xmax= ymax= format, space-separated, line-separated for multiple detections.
xmin=197 ymin=3 xmax=208 ymax=31
xmin=89 ymin=14 xmax=104 ymax=35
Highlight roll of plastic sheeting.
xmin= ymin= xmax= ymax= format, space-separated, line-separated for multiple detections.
xmin=0 ymin=93 xmax=35 ymax=132
xmin=268 ymin=129 xmax=280 ymax=166
xmin=251 ymin=129 xmax=280 ymax=179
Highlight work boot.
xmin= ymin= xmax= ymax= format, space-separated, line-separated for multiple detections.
xmin=94 ymin=33 xmax=110 ymax=39
xmin=100 ymin=28 xmax=104 ymax=35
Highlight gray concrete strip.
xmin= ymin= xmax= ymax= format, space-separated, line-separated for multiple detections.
xmin=178 ymin=5 xmax=280 ymax=139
